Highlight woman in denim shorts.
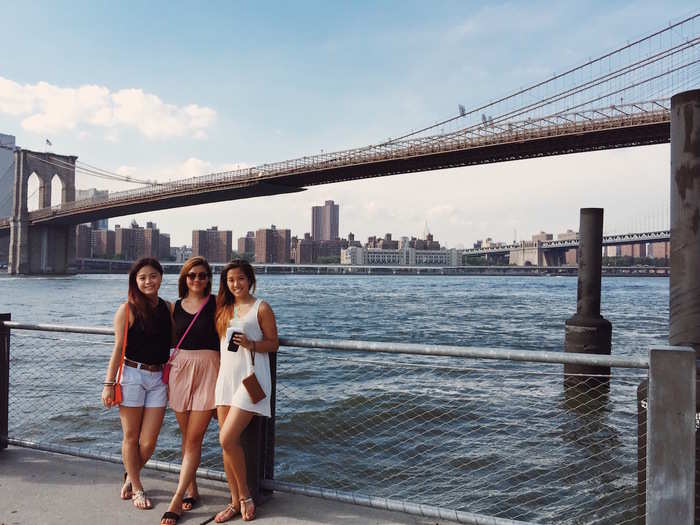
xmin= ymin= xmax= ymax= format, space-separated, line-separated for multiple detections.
xmin=102 ymin=257 xmax=173 ymax=511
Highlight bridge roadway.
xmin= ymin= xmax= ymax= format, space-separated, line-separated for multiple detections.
xmin=0 ymin=100 xmax=670 ymax=229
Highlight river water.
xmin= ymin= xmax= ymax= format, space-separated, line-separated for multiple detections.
xmin=1 ymin=274 xmax=668 ymax=523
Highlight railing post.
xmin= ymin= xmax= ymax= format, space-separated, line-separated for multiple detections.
xmin=0 ymin=313 xmax=10 ymax=451
xmin=647 ymin=346 xmax=695 ymax=524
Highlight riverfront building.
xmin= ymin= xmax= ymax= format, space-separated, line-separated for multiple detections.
xmin=255 ymin=225 xmax=291 ymax=263
xmin=76 ymin=189 xmax=109 ymax=230
xmin=0 ymin=133 xmax=15 ymax=221
xmin=237 ymin=231 xmax=255 ymax=259
xmin=115 ymin=222 xmax=145 ymax=261
xmin=93 ymin=229 xmax=115 ymax=258
xmin=192 ymin=226 xmax=232 ymax=263
xmin=341 ymin=246 xmax=461 ymax=266
xmin=341 ymin=233 xmax=461 ymax=266
xmin=312 ymin=200 xmax=339 ymax=241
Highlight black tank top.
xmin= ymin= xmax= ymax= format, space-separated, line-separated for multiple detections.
xmin=173 ymin=296 xmax=219 ymax=351
xmin=125 ymin=298 xmax=172 ymax=365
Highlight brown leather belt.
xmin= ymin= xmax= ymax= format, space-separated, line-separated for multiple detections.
xmin=124 ymin=358 xmax=164 ymax=372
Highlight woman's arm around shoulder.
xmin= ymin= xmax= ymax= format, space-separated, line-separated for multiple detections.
xmin=257 ymin=300 xmax=279 ymax=353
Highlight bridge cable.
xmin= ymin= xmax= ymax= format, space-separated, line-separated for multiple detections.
xmin=430 ymin=39 xmax=700 ymax=143
xmin=24 ymin=152 xmax=157 ymax=186
xmin=375 ymin=12 xmax=699 ymax=146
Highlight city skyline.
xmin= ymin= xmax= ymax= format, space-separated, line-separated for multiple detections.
xmin=0 ymin=3 xmax=692 ymax=247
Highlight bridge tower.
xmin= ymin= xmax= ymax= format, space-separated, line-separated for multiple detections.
xmin=8 ymin=149 xmax=77 ymax=274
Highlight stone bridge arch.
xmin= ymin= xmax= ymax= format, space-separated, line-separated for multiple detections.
xmin=9 ymin=149 xmax=77 ymax=274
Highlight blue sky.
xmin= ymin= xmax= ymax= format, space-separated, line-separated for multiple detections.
xmin=1 ymin=1 xmax=697 ymax=246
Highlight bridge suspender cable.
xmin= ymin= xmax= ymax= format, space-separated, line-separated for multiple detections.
xmin=24 ymin=152 xmax=158 ymax=187
xmin=375 ymin=12 xmax=700 ymax=146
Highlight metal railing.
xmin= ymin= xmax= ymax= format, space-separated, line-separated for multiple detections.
xmin=0 ymin=318 xmax=694 ymax=524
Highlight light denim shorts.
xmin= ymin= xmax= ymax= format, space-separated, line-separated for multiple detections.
xmin=120 ymin=364 xmax=168 ymax=408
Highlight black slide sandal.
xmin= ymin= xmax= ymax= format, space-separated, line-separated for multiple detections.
xmin=160 ymin=511 xmax=181 ymax=524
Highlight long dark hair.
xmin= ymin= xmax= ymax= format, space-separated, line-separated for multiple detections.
xmin=216 ymin=259 xmax=256 ymax=337
xmin=178 ymin=256 xmax=212 ymax=298
xmin=128 ymin=257 xmax=164 ymax=330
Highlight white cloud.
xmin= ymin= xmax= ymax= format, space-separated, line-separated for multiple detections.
xmin=0 ymin=76 xmax=216 ymax=139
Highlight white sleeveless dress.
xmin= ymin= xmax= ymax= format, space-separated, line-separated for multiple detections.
xmin=214 ymin=298 xmax=272 ymax=417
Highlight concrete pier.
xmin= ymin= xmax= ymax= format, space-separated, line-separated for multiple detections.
xmin=670 ymin=88 xmax=700 ymax=524
xmin=0 ymin=446 xmax=456 ymax=525
xmin=563 ymin=208 xmax=612 ymax=382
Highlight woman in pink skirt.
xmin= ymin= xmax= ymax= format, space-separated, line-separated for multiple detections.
xmin=161 ymin=256 xmax=220 ymax=525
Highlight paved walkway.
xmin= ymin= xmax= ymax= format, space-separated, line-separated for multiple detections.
xmin=0 ymin=446 xmax=456 ymax=525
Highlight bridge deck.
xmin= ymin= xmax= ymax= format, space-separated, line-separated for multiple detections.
xmin=0 ymin=100 xmax=670 ymax=229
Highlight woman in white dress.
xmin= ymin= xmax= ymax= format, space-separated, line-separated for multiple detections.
xmin=213 ymin=259 xmax=279 ymax=522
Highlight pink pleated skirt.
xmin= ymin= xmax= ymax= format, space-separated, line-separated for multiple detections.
xmin=168 ymin=349 xmax=220 ymax=412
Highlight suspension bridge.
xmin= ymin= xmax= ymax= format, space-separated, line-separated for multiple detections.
xmin=0 ymin=13 xmax=698 ymax=273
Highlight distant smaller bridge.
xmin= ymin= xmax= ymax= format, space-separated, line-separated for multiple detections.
xmin=463 ymin=230 xmax=670 ymax=256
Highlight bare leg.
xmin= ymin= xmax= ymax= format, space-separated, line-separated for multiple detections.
xmin=214 ymin=405 xmax=240 ymax=523
xmin=174 ymin=411 xmax=194 ymax=508
xmin=219 ymin=406 xmax=255 ymax=520
xmin=119 ymin=406 xmax=144 ymax=503
xmin=120 ymin=406 xmax=165 ymax=509
xmin=163 ymin=409 xmax=213 ymax=521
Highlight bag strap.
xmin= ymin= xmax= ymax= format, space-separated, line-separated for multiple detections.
xmin=234 ymin=304 xmax=256 ymax=367
xmin=115 ymin=302 xmax=129 ymax=385
xmin=170 ymin=295 xmax=211 ymax=363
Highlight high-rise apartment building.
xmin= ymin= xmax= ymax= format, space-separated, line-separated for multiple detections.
xmin=295 ymin=233 xmax=317 ymax=264
xmin=143 ymin=222 xmax=160 ymax=258
xmin=311 ymin=200 xmax=339 ymax=241
xmin=76 ymin=189 xmax=109 ymax=230
xmin=255 ymin=225 xmax=291 ymax=263
xmin=76 ymin=224 xmax=92 ymax=258
xmin=193 ymin=226 xmax=232 ymax=263
xmin=0 ymin=133 xmax=15 ymax=220
xmin=115 ymin=222 xmax=145 ymax=261
xmin=237 ymin=231 xmax=256 ymax=257
xmin=93 ymin=229 xmax=115 ymax=258
xmin=158 ymin=233 xmax=171 ymax=260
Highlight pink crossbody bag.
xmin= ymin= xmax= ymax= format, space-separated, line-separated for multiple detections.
xmin=162 ymin=295 xmax=211 ymax=384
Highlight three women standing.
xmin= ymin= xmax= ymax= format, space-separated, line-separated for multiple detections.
xmin=103 ymin=257 xmax=278 ymax=523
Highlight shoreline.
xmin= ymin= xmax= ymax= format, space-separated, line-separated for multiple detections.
xmin=0 ymin=267 xmax=670 ymax=277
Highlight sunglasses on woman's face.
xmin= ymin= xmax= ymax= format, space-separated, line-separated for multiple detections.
xmin=186 ymin=272 xmax=209 ymax=281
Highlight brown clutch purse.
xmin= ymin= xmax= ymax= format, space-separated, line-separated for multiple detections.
xmin=242 ymin=371 xmax=266 ymax=404
xmin=243 ymin=346 xmax=266 ymax=404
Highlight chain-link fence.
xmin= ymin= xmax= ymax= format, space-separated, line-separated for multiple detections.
xmin=2 ymin=323 xmax=694 ymax=524
xmin=274 ymin=348 xmax=645 ymax=524
xmin=6 ymin=329 xmax=225 ymax=472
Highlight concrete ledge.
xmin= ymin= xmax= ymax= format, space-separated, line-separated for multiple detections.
xmin=0 ymin=446 xmax=456 ymax=525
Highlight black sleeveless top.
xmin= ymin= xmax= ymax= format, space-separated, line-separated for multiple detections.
xmin=173 ymin=296 xmax=219 ymax=351
xmin=125 ymin=298 xmax=172 ymax=365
